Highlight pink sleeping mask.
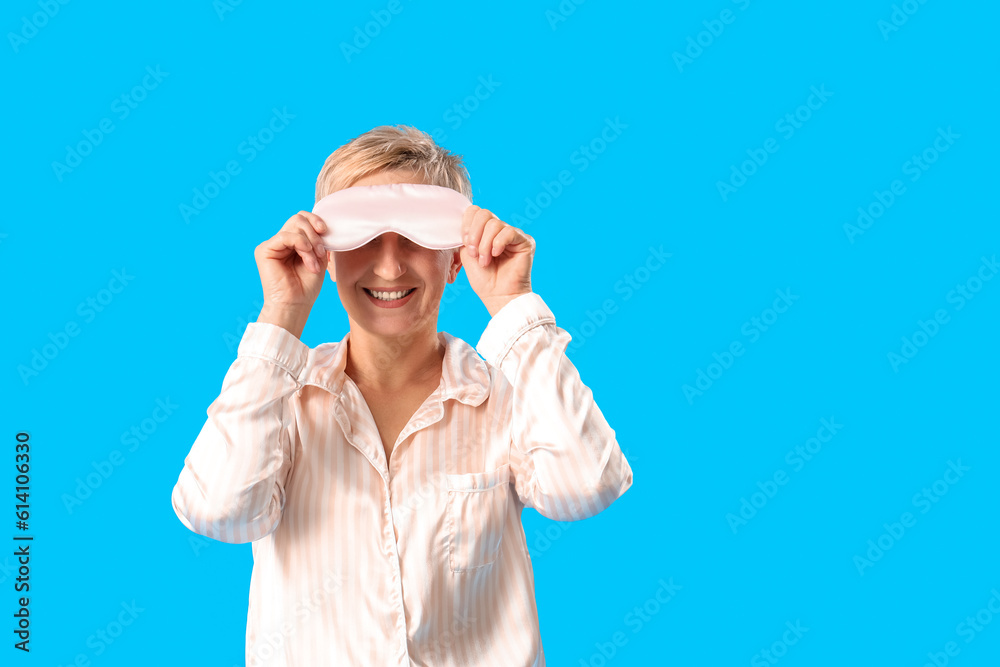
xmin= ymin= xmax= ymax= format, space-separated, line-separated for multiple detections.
xmin=312 ymin=183 xmax=472 ymax=252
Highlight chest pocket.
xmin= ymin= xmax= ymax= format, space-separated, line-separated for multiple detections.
xmin=445 ymin=464 xmax=510 ymax=572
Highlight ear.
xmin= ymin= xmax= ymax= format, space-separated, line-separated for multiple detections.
xmin=447 ymin=248 xmax=462 ymax=283
xmin=327 ymin=250 xmax=337 ymax=282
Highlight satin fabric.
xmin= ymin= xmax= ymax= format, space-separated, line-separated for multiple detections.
xmin=313 ymin=183 xmax=472 ymax=251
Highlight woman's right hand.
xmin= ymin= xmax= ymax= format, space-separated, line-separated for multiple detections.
xmin=253 ymin=212 xmax=329 ymax=337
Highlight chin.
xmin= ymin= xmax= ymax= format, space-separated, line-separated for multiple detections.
xmin=359 ymin=309 xmax=420 ymax=333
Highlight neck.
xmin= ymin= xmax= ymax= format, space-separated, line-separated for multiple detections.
xmin=344 ymin=324 xmax=444 ymax=392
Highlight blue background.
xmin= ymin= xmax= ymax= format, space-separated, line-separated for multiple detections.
xmin=3 ymin=0 xmax=998 ymax=664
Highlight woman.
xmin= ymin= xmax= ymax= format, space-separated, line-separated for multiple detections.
xmin=171 ymin=125 xmax=633 ymax=666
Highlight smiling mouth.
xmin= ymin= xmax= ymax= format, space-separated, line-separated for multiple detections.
xmin=363 ymin=287 xmax=417 ymax=302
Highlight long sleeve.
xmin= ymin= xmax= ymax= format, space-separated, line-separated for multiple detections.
xmin=171 ymin=322 xmax=308 ymax=544
xmin=476 ymin=292 xmax=633 ymax=521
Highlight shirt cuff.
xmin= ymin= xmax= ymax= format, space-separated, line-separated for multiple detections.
xmin=237 ymin=322 xmax=311 ymax=379
xmin=475 ymin=292 xmax=556 ymax=367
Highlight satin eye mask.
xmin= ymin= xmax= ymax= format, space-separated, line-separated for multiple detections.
xmin=312 ymin=183 xmax=472 ymax=252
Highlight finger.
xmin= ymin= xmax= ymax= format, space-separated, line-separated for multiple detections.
xmin=301 ymin=211 xmax=328 ymax=236
xmin=271 ymin=230 xmax=321 ymax=273
xmin=461 ymin=205 xmax=481 ymax=243
xmin=288 ymin=213 xmax=328 ymax=264
xmin=314 ymin=219 xmax=330 ymax=266
xmin=291 ymin=233 xmax=322 ymax=273
xmin=294 ymin=218 xmax=328 ymax=266
xmin=285 ymin=211 xmax=327 ymax=235
xmin=301 ymin=212 xmax=329 ymax=256
xmin=477 ymin=217 xmax=506 ymax=267
xmin=489 ymin=225 xmax=525 ymax=257
xmin=462 ymin=205 xmax=486 ymax=258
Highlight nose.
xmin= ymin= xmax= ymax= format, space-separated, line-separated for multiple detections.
xmin=373 ymin=234 xmax=406 ymax=280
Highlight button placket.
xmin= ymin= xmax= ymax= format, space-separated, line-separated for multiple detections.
xmin=382 ymin=481 xmax=410 ymax=663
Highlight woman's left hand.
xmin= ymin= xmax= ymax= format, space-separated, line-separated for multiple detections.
xmin=460 ymin=205 xmax=535 ymax=317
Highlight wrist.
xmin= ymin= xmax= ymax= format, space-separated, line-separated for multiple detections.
xmin=483 ymin=291 xmax=532 ymax=318
xmin=258 ymin=303 xmax=311 ymax=339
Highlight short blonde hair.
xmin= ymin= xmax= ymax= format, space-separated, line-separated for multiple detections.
xmin=315 ymin=125 xmax=472 ymax=203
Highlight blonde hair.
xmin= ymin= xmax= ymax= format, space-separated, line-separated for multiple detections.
xmin=315 ymin=125 xmax=472 ymax=203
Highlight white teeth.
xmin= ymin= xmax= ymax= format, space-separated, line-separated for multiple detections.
xmin=368 ymin=288 xmax=414 ymax=301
